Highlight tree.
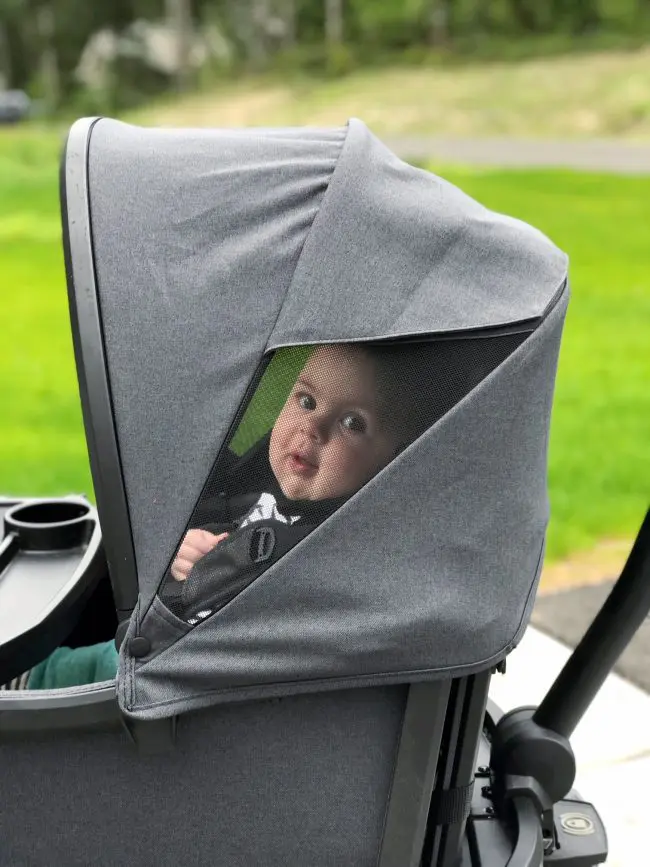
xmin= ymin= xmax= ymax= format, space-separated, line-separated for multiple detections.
xmin=165 ymin=0 xmax=193 ymax=90
xmin=569 ymin=0 xmax=601 ymax=34
xmin=324 ymin=0 xmax=343 ymax=45
xmin=36 ymin=2 xmax=60 ymax=108
xmin=508 ymin=0 xmax=543 ymax=32
xmin=0 ymin=19 xmax=10 ymax=87
xmin=0 ymin=0 xmax=28 ymax=88
xmin=427 ymin=0 xmax=454 ymax=46
xmin=281 ymin=0 xmax=296 ymax=48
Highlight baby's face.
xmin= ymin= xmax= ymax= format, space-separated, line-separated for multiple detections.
xmin=269 ymin=345 xmax=397 ymax=501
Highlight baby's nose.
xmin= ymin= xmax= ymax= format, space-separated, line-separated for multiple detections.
xmin=300 ymin=412 xmax=329 ymax=441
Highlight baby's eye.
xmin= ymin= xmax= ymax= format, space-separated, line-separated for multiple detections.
xmin=341 ymin=413 xmax=367 ymax=434
xmin=297 ymin=392 xmax=316 ymax=411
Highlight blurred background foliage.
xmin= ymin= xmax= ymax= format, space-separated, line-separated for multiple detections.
xmin=2 ymin=0 xmax=650 ymax=115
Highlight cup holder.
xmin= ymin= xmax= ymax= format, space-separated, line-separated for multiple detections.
xmin=4 ymin=499 xmax=92 ymax=551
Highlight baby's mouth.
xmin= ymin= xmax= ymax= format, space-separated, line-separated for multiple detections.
xmin=287 ymin=451 xmax=318 ymax=474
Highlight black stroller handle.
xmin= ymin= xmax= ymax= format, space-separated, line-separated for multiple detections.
xmin=487 ymin=512 xmax=648 ymax=867
xmin=534 ymin=507 xmax=650 ymax=738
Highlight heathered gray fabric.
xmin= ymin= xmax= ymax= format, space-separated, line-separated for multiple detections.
xmin=80 ymin=117 xmax=570 ymax=715
xmin=120 ymin=288 xmax=567 ymax=718
xmin=270 ymin=118 xmax=568 ymax=347
xmin=88 ymin=118 xmax=567 ymax=611
xmin=0 ymin=685 xmax=405 ymax=866
xmin=87 ymin=119 xmax=345 ymax=606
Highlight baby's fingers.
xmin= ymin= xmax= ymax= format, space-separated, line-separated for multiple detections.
xmin=179 ymin=530 xmax=229 ymax=562
xmin=171 ymin=529 xmax=230 ymax=581
xmin=170 ymin=557 xmax=194 ymax=582
xmin=184 ymin=528 xmax=224 ymax=555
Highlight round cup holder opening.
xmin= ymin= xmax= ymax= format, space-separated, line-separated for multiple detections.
xmin=4 ymin=500 xmax=92 ymax=551
xmin=8 ymin=501 xmax=90 ymax=527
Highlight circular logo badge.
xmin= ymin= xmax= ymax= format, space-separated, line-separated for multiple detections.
xmin=560 ymin=812 xmax=595 ymax=836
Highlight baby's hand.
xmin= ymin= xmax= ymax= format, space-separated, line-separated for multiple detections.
xmin=171 ymin=529 xmax=229 ymax=581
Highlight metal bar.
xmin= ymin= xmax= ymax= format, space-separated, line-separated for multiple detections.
xmin=534 ymin=509 xmax=650 ymax=738
xmin=378 ymin=680 xmax=452 ymax=867
xmin=425 ymin=671 xmax=492 ymax=867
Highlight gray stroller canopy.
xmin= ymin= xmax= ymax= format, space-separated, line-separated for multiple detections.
xmin=63 ymin=117 xmax=569 ymax=720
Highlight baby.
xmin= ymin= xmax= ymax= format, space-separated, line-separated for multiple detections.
xmin=3 ymin=341 xmax=424 ymax=689
xmin=171 ymin=342 xmax=402 ymax=583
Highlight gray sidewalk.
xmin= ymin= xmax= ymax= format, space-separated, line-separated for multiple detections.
xmin=388 ymin=136 xmax=650 ymax=173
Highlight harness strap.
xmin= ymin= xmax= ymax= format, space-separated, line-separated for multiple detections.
xmin=429 ymin=781 xmax=475 ymax=825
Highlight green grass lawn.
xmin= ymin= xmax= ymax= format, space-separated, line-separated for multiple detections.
xmin=0 ymin=129 xmax=90 ymax=496
xmin=428 ymin=165 xmax=650 ymax=558
xmin=0 ymin=130 xmax=648 ymax=561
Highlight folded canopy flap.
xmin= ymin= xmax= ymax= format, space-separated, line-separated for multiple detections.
xmin=119 ymin=287 xmax=568 ymax=719
xmin=269 ymin=118 xmax=568 ymax=348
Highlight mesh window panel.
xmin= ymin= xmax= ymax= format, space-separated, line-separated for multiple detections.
xmin=159 ymin=333 xmax=529 ymax=624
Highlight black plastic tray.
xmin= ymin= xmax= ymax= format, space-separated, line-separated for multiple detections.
xmin=0 ymin=495 xmax=105 ymax=684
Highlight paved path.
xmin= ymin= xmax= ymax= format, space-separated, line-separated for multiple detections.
xmin=388 ymin=136 xmax=650 ymax=173
xmin=532 ymin=580 xmax=650 ymax=693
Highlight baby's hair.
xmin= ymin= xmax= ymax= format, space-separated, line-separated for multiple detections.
xmin=357 ymin=342 xmax=437 ymax=449
xmin=357 ymin=338 xmax=496 ymax=453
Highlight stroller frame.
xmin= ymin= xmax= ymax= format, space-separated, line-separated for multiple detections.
xmin=1 ymin=116 xmax=649 ymax=867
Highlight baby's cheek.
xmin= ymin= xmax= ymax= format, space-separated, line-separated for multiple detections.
xmin=269 ymin=424 xmax=284 ymax=462
xmin=338 ymin=452 xmax=368 ymax=488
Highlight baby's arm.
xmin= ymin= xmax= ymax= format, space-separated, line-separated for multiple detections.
xmin=170 ymin=528 xmax=229 ymax=581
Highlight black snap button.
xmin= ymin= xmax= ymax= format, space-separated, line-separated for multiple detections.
xmin=129 ymin=636 xmax=151 ymax=658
